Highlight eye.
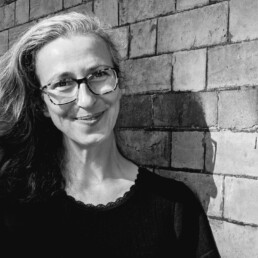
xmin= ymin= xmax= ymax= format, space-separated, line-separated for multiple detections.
xmin=89 ymin=69 xmax=111 ymax=81
xmin=51 ymin=78 xmax=74 ymax=89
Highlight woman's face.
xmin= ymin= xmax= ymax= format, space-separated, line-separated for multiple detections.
xmin=35 ymin=34 xmax=121 ymax=147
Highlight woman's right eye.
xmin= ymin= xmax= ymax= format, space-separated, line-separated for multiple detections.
xmin=52 ymin=79 xmax=73 ymax=88
xmin=58 ymin=79 xmax=73 ymax=86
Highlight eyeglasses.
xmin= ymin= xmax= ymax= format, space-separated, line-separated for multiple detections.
xmin=40 ymin=67 xmax=118 ymax=105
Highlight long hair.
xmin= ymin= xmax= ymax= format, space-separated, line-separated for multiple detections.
xmin=0 ymin=12 xmax=122 ymax=201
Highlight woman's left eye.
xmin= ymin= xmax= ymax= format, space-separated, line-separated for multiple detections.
xmin=92 ymin=70 xmax=108 ymax=78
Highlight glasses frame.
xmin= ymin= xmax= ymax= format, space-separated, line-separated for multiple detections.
xmin=40 ymin=67 xmax=119 ymax=105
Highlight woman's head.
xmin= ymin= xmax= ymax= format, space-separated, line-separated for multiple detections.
xmin=36 ymin=33 xmax=121 ymax=147
xmin=0 ymin=12 xmax=122 ymax=135
xmin=0 ymin=12 xmax=123 ymax=200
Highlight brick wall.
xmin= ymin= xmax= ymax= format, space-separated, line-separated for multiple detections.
xmin=0 ymin=0 xmax=257 ymax=256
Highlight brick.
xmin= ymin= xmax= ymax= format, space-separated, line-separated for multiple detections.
xmin=210 ymin=219 xmax=258 ymax=258
xmin=30 ymin=0 xmax=62 ymax=19
xmin=121 ymin=54 xmax=172 ymax=94
xmin=218 ymin=89 xmax=258 ymax=129
xmin=116 ymin=130 xmax=170 ymax=167
xmin=224 ymin=177 xmax=258 ymax=225
xmin=94 ymin=0 xmax=118 ymax=27
xmin=177 ymin=0 xmax=208 ymax=11
xmin=230 ymin=0 xmax=258 ymax=42
xmin=112 ymin=26 xmax=128 ymax=60
xmin=0 ymin=3 xmax=14 ymax=31
xmin=64 ymin=0 xmax=82 ymax=9
xmin=156 ymin=170 xmax=223 ymax=217
xmin=4 ymin=0 xmax=15 ymax=3
xmin=171 ymin=132 xmax=204 ymax=170
xmin=205 ymin=132 xmax=258 ymax=176
xmin=0 ymin=0 xmax=15 ymax=7
xmin=208 ymin=41 xmax=258 ymax=89
xmin=153 ymin=92 xmax=217 ymax=128
xmin=119 ymin=0 xmax=175 ymax=25
xmin=15 ymin=0 xmax=29 ymax=25
xmin=130 ymin=19 xmax=157 ymax=58
xmin=8 ymin=21 xmax=35 ymax=48
xmin=116 ymin=95 xmax=152 ymax=128
xmin=64 ymin=2 xmax=93 ymax=15
xmin=157 ymin=2 xmax=228 ymax=53
xmin=173 ymin=48 xmax=206 ymax=92
xmin=0 ymin=30 xmax=8 ymax=55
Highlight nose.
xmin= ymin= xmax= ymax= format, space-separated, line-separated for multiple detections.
xmin=76 ymin=82 xmax=97 ymax=108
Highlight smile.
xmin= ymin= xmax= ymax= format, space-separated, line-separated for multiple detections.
xmin=75 ymin=111 xmax=105 ymax=121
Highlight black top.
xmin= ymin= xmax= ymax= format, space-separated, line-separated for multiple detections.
xmin=0 ymin=167 xmax=220 ymax=258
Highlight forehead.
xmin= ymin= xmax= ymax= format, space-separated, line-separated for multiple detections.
xmin=35 ymin=34 xmax=113 ymax=83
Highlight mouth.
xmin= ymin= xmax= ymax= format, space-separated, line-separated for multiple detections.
xmin=75 ymin=111 xmax=105 ymax=121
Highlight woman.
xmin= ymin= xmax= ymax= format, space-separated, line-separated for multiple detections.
xmin=0 ymin=12 xmax=220 ymax=257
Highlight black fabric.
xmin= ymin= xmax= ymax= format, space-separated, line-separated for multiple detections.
xmin=0 ymin=167 xmax=220 ymax=258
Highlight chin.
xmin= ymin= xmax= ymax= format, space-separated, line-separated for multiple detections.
xmin=71 ymin=131 xmax=114 ymax=147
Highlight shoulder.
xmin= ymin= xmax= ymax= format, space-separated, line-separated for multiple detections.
xmin=138 ymin=167 xmax=199 ymax=205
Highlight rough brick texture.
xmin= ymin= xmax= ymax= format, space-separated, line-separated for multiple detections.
xmin=218 ymin=89 xmax=258 ymax=129
xmin=157 ymin=2 xmax=228 ymax=53
xmin=224 ymin=177 xmax=258 ymax=225
xmin=205 ymin=132 xmax=258 ymax=176
xmin=130 ymin=19 xmax=157 ymax=58
xmin=63 ymin=2 xmax=93 ymax=14
xmin=64 ymin=0 xmax=82 ymax=9
xmin=210 ymin=220 xmax=258 ymax=258
xmin=230 ymin=0 xmax=258 ymax=42
xmin=94 ymin=0 xmax=118 ymax=27
xmin=177 ymin=0 xmax=209 ymax=11
xmin=208 ymin=41 xmax=258 ymax=89
xmin=116 ymin=95 xmax=152 ymax=128
xmin=171 ymin=131 xmax=204 ymax=169
xmin=119 ymin=0 xmax=175 ymax=24
xmin=116 ymin=130 xmax=170 ymax=167
xmin=113 ymin=26 xmax=128 ymax=60
xmin=173 ymin=48 xmax=206 ymax=92
xmin=156 ymin=170 xmax=223 ymax=217
xmin=0 ymin=30 xmax=8 ymax=55
xmin=30 ymin=0 xmax=62 ymax=19
xmin=121 ymin=54 xmax=172 ymax=94
xmin=15 ymin=0 xmax=29 ymax=25
xmin=0 ymin=3 xmax=15 ymax=31
xmin=153 ymin=92 xmax=217 ymax=128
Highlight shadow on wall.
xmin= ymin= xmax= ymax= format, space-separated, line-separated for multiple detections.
xmin=116 ymin=92 xmax=218 ymax=215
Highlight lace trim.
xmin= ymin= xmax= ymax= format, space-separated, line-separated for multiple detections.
xmin=63 ymin=167 xmax=142 ymax=211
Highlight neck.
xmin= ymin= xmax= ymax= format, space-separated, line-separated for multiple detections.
xmin=63 ymin=133 xmax=130 ymax=189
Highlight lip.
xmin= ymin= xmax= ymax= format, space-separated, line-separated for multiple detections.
xmin=75 ymin=111 xmax=105 ymax=123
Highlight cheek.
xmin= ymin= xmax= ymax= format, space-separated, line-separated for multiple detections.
xmin=43 ymin=98 xmax=70 ymax=125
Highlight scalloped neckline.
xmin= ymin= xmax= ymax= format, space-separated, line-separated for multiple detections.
xmin=63 ymin=167 xmax=142 ymax=211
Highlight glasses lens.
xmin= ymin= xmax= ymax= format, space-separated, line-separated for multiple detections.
xmin=88 ymin=69 xmax=117 ymax=95
xmin=47 ymin=79 xmax=77 ymax=105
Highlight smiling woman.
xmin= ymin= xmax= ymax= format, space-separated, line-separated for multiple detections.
xmin=0 ymin=12 xmax=220 ymax=258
